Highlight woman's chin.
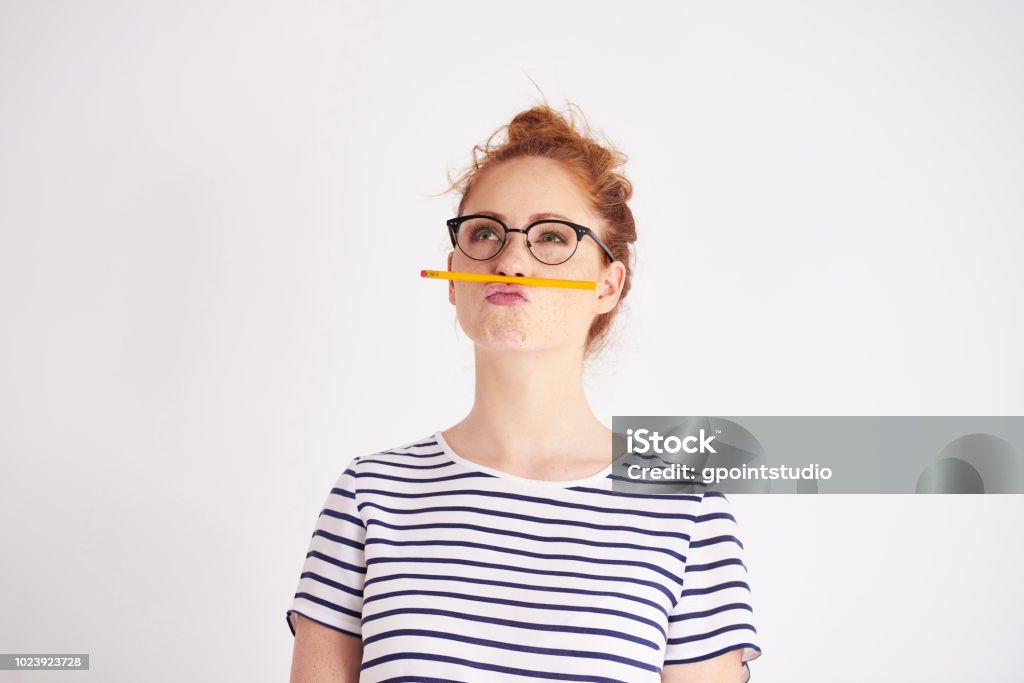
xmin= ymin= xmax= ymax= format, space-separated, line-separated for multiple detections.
xmin=467 ymin=325 xmax=544 ymax=352
xmin=463 ymin=316 xmax=581 ymax=354
xmin=476 ymin=331 xmax=532 ymax=350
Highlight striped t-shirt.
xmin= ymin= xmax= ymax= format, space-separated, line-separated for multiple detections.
xmin=286 ymin=431 xmax=762 ymax=682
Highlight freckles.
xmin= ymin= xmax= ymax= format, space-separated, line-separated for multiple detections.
xmin=478 ymin=309 xmax=532 ymax=345
xmin=482 ymin=319 xmax=527 ymax=343
xmin=460 ymin=292 xmax=592 ymax=347
xmin=528 ymin=300 xmax=584 ymax=340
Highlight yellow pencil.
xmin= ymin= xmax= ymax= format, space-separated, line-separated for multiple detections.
xmin=420 ymin=269 xmax=597 ymax=291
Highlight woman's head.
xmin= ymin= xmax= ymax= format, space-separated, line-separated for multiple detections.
xmin=443 ymin=102 xmax=636 ymax=361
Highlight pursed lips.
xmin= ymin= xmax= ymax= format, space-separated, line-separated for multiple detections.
xmin=484 ymin=282 xmax=530 ymax=303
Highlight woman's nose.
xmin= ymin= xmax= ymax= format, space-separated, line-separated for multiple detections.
xmin=493 ymin=231 xmax=532 ymax=274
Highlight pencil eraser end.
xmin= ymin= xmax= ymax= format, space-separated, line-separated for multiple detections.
xmin=420 ymin=270 xmax=427 ymax=277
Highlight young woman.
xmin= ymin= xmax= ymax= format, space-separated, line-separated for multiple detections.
xmin=287 ymin=103 xmax=762 ymax=682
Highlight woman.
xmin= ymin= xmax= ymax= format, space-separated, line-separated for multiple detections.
xmin=287 ymin=103 xmax=762 ymax=682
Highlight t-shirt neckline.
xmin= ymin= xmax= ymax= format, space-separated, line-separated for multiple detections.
xmin=433 ymin=429 xmax=613 ymax=489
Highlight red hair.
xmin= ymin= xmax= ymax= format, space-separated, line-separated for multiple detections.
xmin=443 ymin=101 xmax=637 ymax=359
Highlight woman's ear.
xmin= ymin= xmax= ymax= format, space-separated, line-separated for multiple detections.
xmin=594 ymin=262 xmax=625 ymax=312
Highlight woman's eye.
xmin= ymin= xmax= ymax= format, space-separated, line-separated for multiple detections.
xmin=539 ymin=232 xmax=566 ymax=243
xmin=472 ymin=229 xmax=498 ymax=241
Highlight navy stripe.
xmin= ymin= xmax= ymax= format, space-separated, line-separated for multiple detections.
xmin=304 ymin=549 xmax=366 ymax=574
xmin=355 ymin=487 xmax=700 ymax=521
xmin=680 ymin=580 xmax=751 ymax=599
xmin=669 ymin=602 xmax=753 ymax=622
xmin=361 ymin=634 xmax=659 ymax=675
xmin=358 ymin=458 xmax=456 ymax=470
xmin=365 ymin=519 xmax=688 ymax=563
xmin=365 ymin=537 xmax=684 ymax=585
xmin=366 ymin=556 xmax=679 ymax=604
xmin=668 ymin=622 xmax=758 ymax=645
xmin=696 ymin=511 xmax=737 ymax=524
xmin=318 ymin=508 xmax=365 ymax=529
xmin=314 ymin=529 xmax=366 ymax=552
xmin=374 ymin=449 xmax=445 ymax=458
xmin=359 ymin=500 xmax=692 ymax=542
xmin=608 ymin=476 xmax=704 ymax=486
xmin=570 ymin=482 xmax=704 ymax=498
xmin=356 ymin=470 xmax=501 ymax=484
xmin=293 ymin=592 xmax=361 ymax=619
xmin=663 ymin=642 xmax=760 ymax=666
xmin=329 ymin=486 xmax=358 ymax=502
xmin=299 ymin=571 xmax=363 ymax=598
xmin=363 ymin=588 xmax=667 ymax=639
xmin=285 ymin=609 xmax=359 ymax=639
xmin=605 ymin=481 xmax=706 ymax=492
xmin=362 ymin=605 xmax=661 ymax=649
xmin=363 ymin=651 xmax=633 ymax=682
xmin=684 ymin=558 xmax=747 ymax=573
xmin=363 ymin=571 xmax=668 ymax=616
xmin=689 ymin=534 xmax=744 ymax=551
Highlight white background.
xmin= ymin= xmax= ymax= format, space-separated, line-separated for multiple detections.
xmin=1 ymin=1 xmax=1022 ymax=681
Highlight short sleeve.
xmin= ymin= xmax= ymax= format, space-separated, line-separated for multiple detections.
xmin=664 ymin=492 xmax=762 ymax=680
xmin=286 ymin=458 xmax=366 ymax=639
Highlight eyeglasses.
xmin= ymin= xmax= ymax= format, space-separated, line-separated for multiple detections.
xmin=446 ymin=214 xmax=615 ymax=266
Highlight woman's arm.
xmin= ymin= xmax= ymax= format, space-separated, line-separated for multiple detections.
xmin=661 ymin=648 xmax=745 ymax=683
xmin=288 ymin=613 xmax=363 ymax=683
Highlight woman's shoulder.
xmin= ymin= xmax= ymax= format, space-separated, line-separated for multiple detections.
xmin=360 ymin=433 xmax=443 ymax=459
xmin=348 ymin=432 xmax=447 ymax=478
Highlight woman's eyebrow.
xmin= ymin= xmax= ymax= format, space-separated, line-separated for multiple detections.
xmin=475 ymin=210 xmax=573 ymax=223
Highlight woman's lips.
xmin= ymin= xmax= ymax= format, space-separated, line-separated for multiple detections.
xmin=486 ymin=292 xmax=529 ymax=305
xmin=484 ymin=283 xmax=530 ymax=306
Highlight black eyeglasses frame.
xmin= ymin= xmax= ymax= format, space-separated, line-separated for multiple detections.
xmin=446 ymin=214 xmax=616 ymax=266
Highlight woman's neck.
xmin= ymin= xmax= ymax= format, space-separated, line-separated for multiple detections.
xmin=443 ymin=345 xmax=611 ymax=474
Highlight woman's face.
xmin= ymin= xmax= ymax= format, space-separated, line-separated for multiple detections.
xmin=447 ymin=156 xmax=624 ymax=355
